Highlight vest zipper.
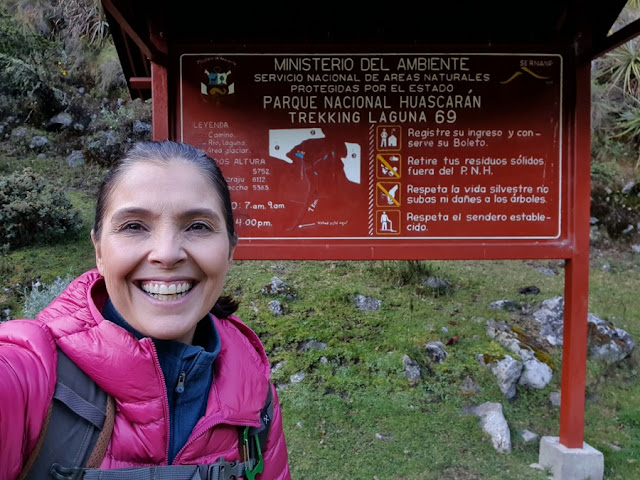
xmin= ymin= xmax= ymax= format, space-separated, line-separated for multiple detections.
xmin=147 ymin=339 xmax=171 ymax=464
xmin=176 ymin=371 xmax=186 ymax=393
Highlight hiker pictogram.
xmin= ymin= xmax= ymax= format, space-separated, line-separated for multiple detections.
xmin=376 ymin=210 xmax=400 ymax=235
xmin=376 ymin=125 xmax=401 ymax=151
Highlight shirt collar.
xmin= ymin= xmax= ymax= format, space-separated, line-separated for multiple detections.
xmin=101 ymin=298 xmax=221 ymax=357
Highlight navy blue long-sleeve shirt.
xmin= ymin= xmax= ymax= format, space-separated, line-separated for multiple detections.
xmin=102 ymin=299 xmax=220 ymax=464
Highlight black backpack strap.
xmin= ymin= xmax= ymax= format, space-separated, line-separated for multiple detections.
xmin=19 ymin=348 xmax=112 ymax=479
xmin=18 ymin=401 xmax=54 ymax=480
xmin=53 ymin=383 xmax=274 ymax=480
xmin=22 ymin=362 xmax=270 ymax=480
xmin=249 ymin=381 xmax=274 ymax=447
xmin=239 ymin=381 xmax=274 ymax=480
xmin=53 ymin=460 xmax=247 ymax=480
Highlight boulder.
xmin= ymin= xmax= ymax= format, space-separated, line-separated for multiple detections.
xmin=10 ymin=126 xmax=27 ymax=144
xmin=478 ymin=354 xmax=522 ymax=399
xmin=533 ymin=297 xmax=635 ymax=363
xmin=268 ymin=300 xmax=285 ymax=316
xmin=489 ymin=299 xmax=519 ymax=311
xmin=532 ymin=297 xmax=565 ymax=346
xmin=425 ymin=341 xmax=448 ymax=363
xmin=290 ymin=371 xmax=306 ymax=384
xmin=66 ymin=150 xmax=85 ymax=167
xmin=518 ymin=359 xmax=553 ymax=389
xmin=466 ymin=402 xmax=512 ymax=453
xmin=84 ymin=130 xmax=124 ymax=167
xmin=133 ymin=120 xmax=152 ymax=136
xmin=261 ymin=277 xmax=297 ymax=299
xmin=298 ymin=341 xmax=327 ymax=352
xmin=423 ymin=277 xmax=452 ymax=295
xmin=47 ymin=112 xmax=73 ymax=131
xmin=521 ymin=429 xmax=539 ymax=443
xmin=29 ymin=135 xmax=49 ymax=151
xmin=353 ymin=294 xmax=382 ymax=312
xmin=587 ymin=313 xmax=635 ymax=363
xmin=402 ymin=354 xmax=422 ymax=384
xmin=460 ymin=376 xmax=481 ymax=394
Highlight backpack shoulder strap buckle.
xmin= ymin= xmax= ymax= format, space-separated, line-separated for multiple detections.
xmin=50 ymin=463 xmax=85 ymax=480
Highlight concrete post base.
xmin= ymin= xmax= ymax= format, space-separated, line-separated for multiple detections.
xmin=538 ymin=436 xmax=604 ymax=480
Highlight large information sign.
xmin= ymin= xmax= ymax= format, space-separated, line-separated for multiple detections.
xmin=179 ymin=53 xmax=563 ymax=241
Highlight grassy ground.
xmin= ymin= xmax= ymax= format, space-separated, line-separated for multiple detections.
xmin=228 ymin=258 xmax=639 ymax=480
xmin=1 ymin=153 xmax=639 ymax=479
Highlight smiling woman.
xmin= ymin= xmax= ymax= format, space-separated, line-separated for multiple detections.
xmin=0 ymin=141 xmax=291 ymax=480
xmin=91 ymin=150 xmax=236 ymax=344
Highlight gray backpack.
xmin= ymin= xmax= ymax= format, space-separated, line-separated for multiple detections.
xmin=19 ymin=348 xmax=273 ymax=480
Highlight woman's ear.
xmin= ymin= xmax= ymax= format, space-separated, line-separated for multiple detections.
xmin=91 ymin=230 xmax=104 ymax=275
xmin=228 ymin=234 xmax=238 ymax=265
xmin=227 ymin=243 xmax=236 ymax=270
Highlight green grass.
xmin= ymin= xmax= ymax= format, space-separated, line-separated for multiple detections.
xmin=1 ymin=153 xmax=639 ymax=478
xmin=226 ymin=258 xmax=640 ymax=479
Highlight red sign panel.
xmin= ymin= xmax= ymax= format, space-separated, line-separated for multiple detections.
xmin=178 ymin=53 xmax=563 ymax=245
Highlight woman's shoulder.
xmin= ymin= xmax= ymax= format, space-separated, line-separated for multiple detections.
xmin=0 ymin=317 xmax=59 ymax=389
xmin=0 ymin=319 xmax=58 ymax=480
xmin=213 ymin=314 xmax=271 ymax=379
xmin=0 ymin=317 xmax=56 ymax=355
xmin=0 ymin=267 xmax=106 ymax=382
xmin=36 ymin=269 xmax=106 ymax=326
xmin=0 ymin=318 xmax=58 ymax=403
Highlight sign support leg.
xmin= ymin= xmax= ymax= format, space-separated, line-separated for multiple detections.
xmin=559 ymin=59 xmax=592 ymax=450
xmin=538 ymin=62 xmax=603 ymax=480
xmin=152 ymin=62 xmax=169 ymax=141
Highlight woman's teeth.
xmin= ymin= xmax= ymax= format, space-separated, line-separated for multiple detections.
xmin=140 ymin=282 xmax=193 ymax=300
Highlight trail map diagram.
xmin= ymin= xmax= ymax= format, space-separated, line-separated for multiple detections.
xmin=268 ymin=128 xmax=362 ymax=231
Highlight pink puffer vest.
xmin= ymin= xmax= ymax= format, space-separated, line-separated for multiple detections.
xmin=0 ymin=269 xmax=290 ymax=480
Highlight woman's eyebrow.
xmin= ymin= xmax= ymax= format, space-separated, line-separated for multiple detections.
xmin=182 ymin=208 xmax=221 ymax=220
xmin=109 ymin=207 xmax=222 ymax=222
xmin=110 ymin=207 xmax=152 ymax=222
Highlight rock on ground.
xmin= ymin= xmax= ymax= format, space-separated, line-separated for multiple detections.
xmin=353 ymin=294 xmax=382 ymax=312
xmin=465 ymin=402 xmax=512 ymax=453
xmin=478 ymin=354 xmax=522 ymax=399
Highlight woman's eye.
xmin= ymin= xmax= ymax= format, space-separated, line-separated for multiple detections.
xmin=188 ymin=222 xmax=211 ymax=232
xmin=122 ymin=222 xmax=143 ymax=231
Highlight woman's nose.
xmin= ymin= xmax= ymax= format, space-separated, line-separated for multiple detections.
xmin=147 ymin=232 xmax=187 ymax=266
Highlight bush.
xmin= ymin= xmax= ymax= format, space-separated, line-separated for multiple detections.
xmin=591 ymin=185 xmax=640 ymax=238
xmin=21 ymin=275 xmax=74 ymax=318
xmin=93 ymin=43 xmax=125 ymax=93
xmin=0 ymin=8 xmax=65 ymax=119
xmin=0 ymin=168 xmax=82 ymax=249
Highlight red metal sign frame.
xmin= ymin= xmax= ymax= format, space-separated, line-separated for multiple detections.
xmin=149 ymin=46 xmax=591 ymax=451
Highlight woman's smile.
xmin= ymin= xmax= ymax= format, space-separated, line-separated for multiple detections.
xmin=139 ymin=280 xmax=194 ymax=300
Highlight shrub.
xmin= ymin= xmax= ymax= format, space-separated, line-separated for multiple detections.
xmin=371 ymin=260 xmax=438 ymax=287
xmin=22 ymin=275 xmax=74 ymax=318
xmin=0 ymin=168 xmax=82 ymax=249
xmin=0 ymin=8 xmax=65 ymax=119
xmin=93 ymin=43 xmax=125 ymax=93
xmin=591 ymin=185 xmax=640 ymax=238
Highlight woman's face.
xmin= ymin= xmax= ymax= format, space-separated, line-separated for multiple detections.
xmin=92 ymin=159 xmax=235 ymax=344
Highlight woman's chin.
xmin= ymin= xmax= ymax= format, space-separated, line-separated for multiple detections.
xmin=144 ymin=324 xmax=197 ymax=344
